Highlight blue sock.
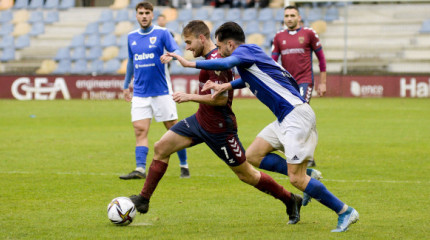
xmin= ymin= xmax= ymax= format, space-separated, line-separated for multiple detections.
xmin=259 ymin=153 xmax=288 ymax=175
xmin=304 ymin=178 xmax=344 ymax=213
xmin=135 ymin=146 xmax=148 ymax=169
xmin=177 ymin=149 xmax=187 ymax=166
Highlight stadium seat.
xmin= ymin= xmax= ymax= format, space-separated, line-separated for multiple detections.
xmin=274 ymin=8 xmax=284 ymax=22
xmin=87 ymin=46 xmax=102 ymax=60
xmin=44 ymin=11 xmax=59 ymax=24
xmin=210 ymin=8 xmax=224 ymax=22
xmin=101 ymin=46 xmax=119 ymax=61
xmin=71 ymin=59 xmax=88 ymax=74
xmin=54 ymin=47 xmax=70 ymax=60
xmin=118 ymin=34 xmax=128 ymax=47
xmin=182 ymin=67 xmax=200 ymax=75
xmin=310 ymin=20 xmax=327 ymax=34
xmin=166 ymin=20 xmax=181 ymax=34
xmin=12 ymin=9 xmax=30 ymax=24
xmin=0 ymin=10 xmax=13 ymax=23
xmin=261 ymin=20 xmax=277 ymax=36
xmin=117 ymin=59 xmax=127 ymax=74
xmin=35 ymin=59 xmax=57 ymax=74
xmin=28 ymin=0 xmax=44 ymax=9
xmin=114 ymin=21 xmax=133 ymax=36
xmin=258 ymin=8 xmax=273 ymax=22
xmin=90 ymin=59 xmax=104 ymax=74
xmin=70 ymin=47 xmax=86 ymax=60
xmin=58 ymin=0 xmax=75 ymax=10
xmin=0 ymin=0 xmax=13 ymax=10
xmin=161 ymin=8 xmax=177 ymax=22
xmin=29 ymin=22 xmax=45 ymax=36
xmin=44 ymin=0 xmax=59 ymax=9
xmin=115 ymin=8 xmax=130 ymax=22
xmin=28 ymin=11 xmax=44 ymax=23
xmin=177 ymin=8 xmax=193 ymax=22
xmin=298 ymin=7 xmax=307 ymax=20
xmin=128 ymin=0 xmax=140 ymax=9
xmin=110 ymin=0 xmax=128 ymax=10
xmin=419 ymin=19 xmax=430 ymax=33
xmin=244 ymin=21 xmax=260 ymax=35
xmin=0 ymin=48 xmax=15 ymax=61
xmin=325 ymin=6 xmax=339 ymax=22
xmin=102 ymin=59 xmax=121 ymax=74
xmin=15 ymin=34 xmax=30 ymax=49
xmin=98 ymin=9 xmax=114 ymax=23
xmin=13 ymin=0 xmax=28 ymax=9
xmin=0 ymin=23 xmax=13 ymax=36
xmin=246 ymin=33 xmax=265 ymax=46
xmin=170 ymin=61 xmax=184 ymax=75
xmin=194 ymin=8 xmax=209 ymax=20
xmin=225 ymin=8 xmax=241 ymax=21
xmin=117 ymin=45 xmax=128 ymax=60
xmin=307 ymin=7 xmax=323 ymax=22
xmin=101 ymin=34 xmax=117 ymax=47
xmin=52 ymin=59 xmax=71 ymax=74
xmin=99 ymin=21 xmax=116 ymax=35
xmin=85 ymin=34 xmax=101 ymax=48
xmin=242 ymin=8 xmax=258 ymax=22
xmin=83 ymin=22 xmax=100 ymax=36
xmin=0 ymin=35 xmax=14 ymax=48
xmin=12 ymin=22 xmax=31 ymax=37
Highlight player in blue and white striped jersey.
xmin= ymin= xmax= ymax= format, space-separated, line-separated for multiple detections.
xmin=168 ymin=22 xmax=359 ymax=232
xmin=119 ymin=1 xmax=189 ymax=180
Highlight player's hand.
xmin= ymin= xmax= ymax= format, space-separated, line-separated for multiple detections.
xmin=166 ymin=52 xmax=194 ymax=68
xmin=160 ymin=54 xmax=173 ymax=64
xmin=172 ymin=92 xmax=190 ymax=103
xmin=317 ymin=83 xmax=326 ymax=97
xmin=202 ymin=80 xmax=224 ymax=99
xmin=123 ymin=89 xmax=132 ymax=102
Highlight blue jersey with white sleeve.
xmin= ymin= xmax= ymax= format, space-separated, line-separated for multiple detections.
xmin=125 ymin=26 xmax=180 ymax=97
xmin=196 ymin=44 xmax=305 ymax=122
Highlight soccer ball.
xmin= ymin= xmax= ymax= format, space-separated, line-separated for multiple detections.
xmin=107 ymin=197 xmax=136 ymax=226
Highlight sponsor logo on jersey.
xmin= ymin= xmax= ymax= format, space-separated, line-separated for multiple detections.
xmin=299 ymin=36 xmax=305 ymax=44
xmin=132 ymin=41 xmax=137 ymax=46
xmin=150 ymin=37 xmax=157 ymax=44
xmin=134 ymin=52 xmax=155 ymax=60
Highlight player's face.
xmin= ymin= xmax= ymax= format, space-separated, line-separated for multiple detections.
xmin=284 ymin=9 xmax=301 ymax=30
xmin=136 ymin=7 xmax=153 ymax=29
xmin=157 ymin=16 xmax=166 ymax=27
xmin=215 ymin=37 xmax=232 ymax=57
xmin=184 ymin=34 xmax=204 ymax=58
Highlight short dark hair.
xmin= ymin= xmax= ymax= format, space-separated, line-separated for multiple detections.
xmin=284 ymin=5 xmax=299 ymax=14
xmin=182 ymin=20 xmax=210 ymax=39
xmin=214 ymin=21 xmax=245 ymax=43
xmin=135 ymin=1 xmax=153 ymax=12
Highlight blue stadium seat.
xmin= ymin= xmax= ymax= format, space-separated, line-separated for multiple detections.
xmin=225 ymin=8 xmax=241 ymax=21
xmin=325 ymin=6 xmax=339 ymax=22
xmin=87 ymin=46 xmax=102 ymax=60
xmin=261 ymin=20 xmax=277 ymax=36
xmin=117 ymin=45 xmax=128 ymax=60
xmin=166 ymin=20 xmax=181 ymax=34
xmin=307 ymin=7 xmax=323 ymax=22
xmin=54 ymin=47 xmax=70 ymax=60
xmin=70 ymin=34 xmax=85 ymax=48
xmin=210 ymin=8 xmax=225 ymax=22
xmin=0 ymin=48 xmax=15 ymax=62
xmin=28 ymin=11 xmax=44 ymax=23
xmin=275 ymin=8 xmax=284 ymax=22
xmin=15 ymin=34 xmax=30 ymax=49
xmin=128 ymin=0 xmax=140 ymax=9
xmin=44 ymin=11 xmax=59 ymax=24
xmin=83 ymin=22 xmax=100 ymax=36
xmin=101 ymin=34 xmax=117 ymax=47
xmin=44 ymin=0 xmax=59 ymax=9
xmin=170 ymin=62 xmax=184 ymax=75
xmin=244 ymin=21 xmax=260 ymax=35
xmin=29 ymin=22 xmax=45 ymax=36
xmin=118 ymin=34 xmax=128 ymax=47
xmin=71 ymin=59 xmax=88 ymax=74
xmin=194 ymin=8 xmax=209 ymax=20
xmin=58 ymin=0 xmax=75 ymax=10
xmin=70 ymin=47 xmax=86 ymax=60
xmin=85 ymin=34 xmax=101 ymax=48
xmin=115 ymin=9 xmax=130 ymax=23
xmin=13 ymin=0 xmax=29 ymax=9
xmin=258 ymin=8 xmax=273 ymax=22
xmin=177 ymin=8 xmax=193 ymax=22
xmin=298 ymin=7 xmax=307 ymax=20
xmin=0 ymin=35 xmax=14 ymax=49
xmin=99 ymin=21 xmax=116 ymax=35
xmin=90 ymin=59 xmax=104 ymax=74
xmin=53 ymin=59 xmax=71 ymax=74
xmin=242 ymin=8 xmax=257 ymax=22
xmin=98 ymin=9 xmax=114 ymax=23
xmin=0 ymin=23 xmax=14 ymax=36
xmin=28 ymin=0 xmax=44 ymax=9
xmin=103 ymin=59 xmax=121 ymax=74
xmin=419 ymin=19 xmax=430 ymax=33
xmin=0 ymin=10 xmax=13 ymax=23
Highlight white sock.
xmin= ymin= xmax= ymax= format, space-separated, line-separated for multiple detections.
xmin=135 ymin=167 xmax=145 ymax=173
xmin=180 ymin=164 xmax=189 ymax=169
xmin=338 ymin=204 xmax=349 ymax=215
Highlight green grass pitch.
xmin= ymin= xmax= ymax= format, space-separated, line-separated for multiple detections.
xmin=0 ymin=98 xmax=429 ymax=239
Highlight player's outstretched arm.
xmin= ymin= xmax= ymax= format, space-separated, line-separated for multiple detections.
xmin=165 ymin=52 xmax=196 ymax=68
xmin=317 ymin=72 xmax=327 ymax=96
xmin=202 ymin=80 xmax=232 ymax=99
xmin=173 ymin=91 xmax=228 ymax=106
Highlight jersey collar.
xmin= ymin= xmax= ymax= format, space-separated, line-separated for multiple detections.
xmin=205 ymin=48 xmax=218 ymax=59
xmin=139 ymin=25 xmax=154 ymax=35
xmin=287 ymin=27 xmax=302 ymax=35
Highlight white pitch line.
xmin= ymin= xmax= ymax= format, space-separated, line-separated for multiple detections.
xmin=0 ymin=170 xmax=428 ymax=184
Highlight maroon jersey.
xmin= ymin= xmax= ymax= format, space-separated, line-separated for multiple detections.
xmin=272 ymin=27 xmax=322 ymax=84
xmin=195 ymin=48 xmax=236 ymax=133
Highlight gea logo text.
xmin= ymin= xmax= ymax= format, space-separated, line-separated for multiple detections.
xmin=11 ymin=77 xmax=70 ymax=100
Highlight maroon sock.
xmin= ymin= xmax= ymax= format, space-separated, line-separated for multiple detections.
xmin=254 ymin=171 xmax=293 ymax=205
xmin=140 ymin=159 xmax=168 ymax=199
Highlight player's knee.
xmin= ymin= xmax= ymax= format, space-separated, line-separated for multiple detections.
xmin=245 ymin=151 xmax=261 ymax=167
xmin=288 ymin=173 xmax=302 ymax=187
xmin=153 ymin=140 xmax=168 ymax=159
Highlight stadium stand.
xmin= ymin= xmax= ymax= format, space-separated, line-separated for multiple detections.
xmin=117 ymin=59 xmax=128 ymax=74
xmin=0 ymin=0 xmax=13 ymax=10
xmin=35 ymin=59 xmax=57 ymax=74
xmin=0 ymin=23 xmax=14 ymax=36
xmin=85 ymin=34 xmax=101 ymax=48
xmin=28 ymin=0 xmax=44 ymax=10
xmin=12 ymin=9 xmax=30 ymax=24
xmin=84 ymin=22 xmax=100 ymax=35
xmin=209 ymin=8 xmax=224 ymax=22
xmin=44 ymin=11 xmax=59 ymax=24
xmin=102 ymin=58 xmax=121 ymax=74
xmin=58 ymin=0 xmax=75 ymax=10
xmin=101 ymin=46 xmax=119 ymax=61
xmin=242 ymin=8 xmax=257 ymax=22
xmin=0 ymin=48 xmax=15 ymax=61
xmin=52 ymin=59 xmax=71 ymax=74
xmin=194 ymin=8 xmax=209 ymax=20
xmin=12 ymin=22 xmax=31 ymax=36
xmin=71 ymin=59 xmax=88 ymax=74
xmin=15 ymin=34 xmax=30 ymax=49
xmin=0 ymin=10 xmax=12 ymax=23
xmin=70 ymin=47 xmax=86 ymax=60
xmin=114 ymin=21 xmax=133 ymax=36
xmin=12 ymin=0 xmax=29 ymax=9
xmin=419 ymin=19 xmax=430 ymax=33
xmin=110 ymin=0 xmax=129 ymax=10
xmin=44 ymin=0 xmax=60 ymax=9
xmin=29 ymin=22 xmax=45 ymax=36
xmin=87 ymin=46 xmax=102 ymax=60
xmin=115 ymin=8 xmax=130 ymax=22
xmin=54 ymin=47 xmax=70 ymax=61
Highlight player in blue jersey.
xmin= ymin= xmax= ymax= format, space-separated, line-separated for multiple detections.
xmin=168 ymin=22 xmax=359 ymax=232
xmin=119 ymin=1 xmax=189 ymax=180
xmin=130 ymin=20 xmax=303 ymax=225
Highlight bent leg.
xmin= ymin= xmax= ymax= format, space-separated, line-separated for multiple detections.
xmin=164 ymin=119 xmax=188 ymax=168
xmin=133 ymin=118 xmax=151 ymax=169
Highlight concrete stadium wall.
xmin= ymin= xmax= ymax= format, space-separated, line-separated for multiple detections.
xmin=0 ymin=74 xmax=429 ymax=100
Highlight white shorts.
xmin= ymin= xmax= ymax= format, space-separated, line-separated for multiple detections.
xmin=257 ymin=103 xmax=318 ymax=164
xmin=131 ymin=95 xmax=178 ymax=122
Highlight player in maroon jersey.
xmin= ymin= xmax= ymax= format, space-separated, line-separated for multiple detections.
xmin=129 ymin=20 xmax=303 ymax=225
xmin=272 ymin=5 xmax=327 ymax=167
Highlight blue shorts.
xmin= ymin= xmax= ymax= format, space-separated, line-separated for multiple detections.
xmin=299 ymin=83 xmax=314 ymax=103
xmin=170 ymin=114 xmax=246 ymax=167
